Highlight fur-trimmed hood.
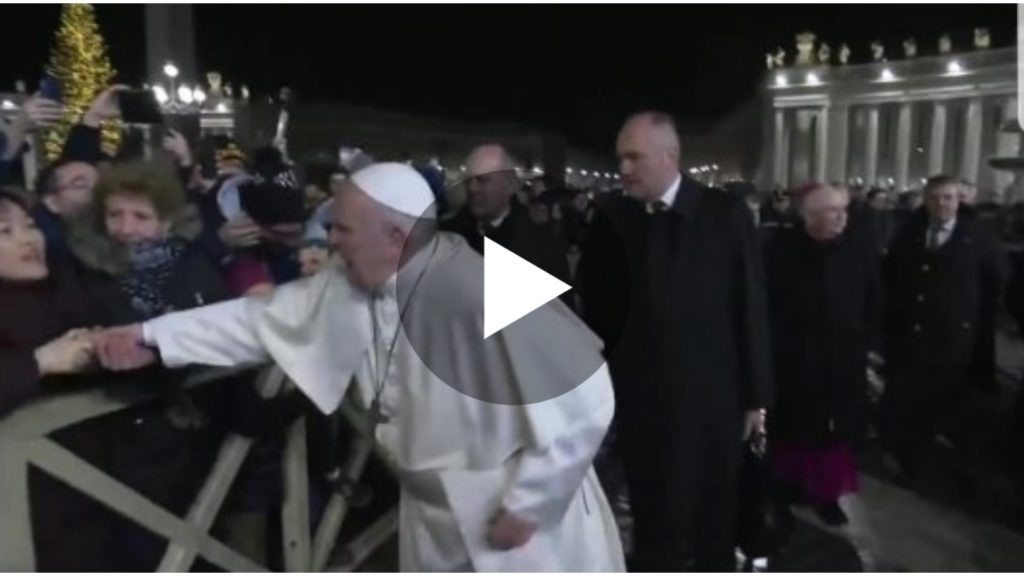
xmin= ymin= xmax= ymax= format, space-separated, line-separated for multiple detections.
xmin=67 ymin=203 xmax=204 ymax=277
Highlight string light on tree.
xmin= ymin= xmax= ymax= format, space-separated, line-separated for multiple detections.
xmin=43 ymin=3 xmax=119 ymax=160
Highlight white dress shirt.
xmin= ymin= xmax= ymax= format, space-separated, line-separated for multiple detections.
xmin=659 ymin=173 xmax=683 ymax=208
xmin=927 ymin=217 xmax=956 ymax=249
xmin=646 ymin=173 xmax=682 ymax=213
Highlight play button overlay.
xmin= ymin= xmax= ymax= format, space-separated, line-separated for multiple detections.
xmin=397 ymin=193 xmax=607 ymax=406
xmin=484 ymin=237 xmax=571 ymax=338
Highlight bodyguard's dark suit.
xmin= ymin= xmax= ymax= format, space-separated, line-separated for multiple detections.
xmin=442 ymin=199 xmax=572 ymax=291
xmin=882 ymin=209 xmax=1007 ymax=470
xmin=577 ymin=176 xmax=773 ymax=571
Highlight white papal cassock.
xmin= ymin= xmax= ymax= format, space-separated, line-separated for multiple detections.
xmin=142 ymin=232 xmax=625 ymax=572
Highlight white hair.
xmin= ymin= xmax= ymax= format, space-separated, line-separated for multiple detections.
xmin=799 ymin=184 xmax=848 ymax=217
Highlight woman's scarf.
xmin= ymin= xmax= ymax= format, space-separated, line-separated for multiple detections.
xmin=119 ymin=238 xmax=187 ymax=319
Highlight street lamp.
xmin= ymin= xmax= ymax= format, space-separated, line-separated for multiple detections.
xmin=192 ymin=88 xmax=206 ymax=105
xmin=163 ymin=61 xmax=179 ymax=103
xmin=177 ymin=84 xmax=194 ymax=104
xmin=152 ymin=85 xmax=169 ymax=105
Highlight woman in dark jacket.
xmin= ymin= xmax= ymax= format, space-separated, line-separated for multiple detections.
xmin=0 ymin=188 xmax=120 ymax=570
xmin=764 ymin=183 xmax=883 ymax=526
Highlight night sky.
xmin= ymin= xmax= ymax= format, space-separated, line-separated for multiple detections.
xmin=1 ymin=4 xmax=1016 ymax=152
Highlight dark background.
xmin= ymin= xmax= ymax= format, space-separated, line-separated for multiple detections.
xmin=0 ymin=4 xmax=1015 ymax=151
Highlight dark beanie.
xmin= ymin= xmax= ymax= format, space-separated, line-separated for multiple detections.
xmin=238 ymin=146 xmax=305 ymax=226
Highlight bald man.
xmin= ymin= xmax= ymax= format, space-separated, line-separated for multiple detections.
xmin=578 ymin=111 xmax=773 ymax=571
xmin=442 ymin=144 xmax=571 ymax=287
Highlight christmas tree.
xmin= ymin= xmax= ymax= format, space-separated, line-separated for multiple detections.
xmin=43 ymin=4 xmax=119 ymax=160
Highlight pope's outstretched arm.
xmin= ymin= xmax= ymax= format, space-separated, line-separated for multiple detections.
xmin=143 ymin=298 xmax=270 ymax=368
xmin=134 ymin=269 xmax=372 ymax=415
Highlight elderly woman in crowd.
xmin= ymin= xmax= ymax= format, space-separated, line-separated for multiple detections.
xmin=764 ymin=183 xmax=883 ymax=527
xmin=70 ymin=160 xmax=228 ymax=321
xmin=63 ymin=160 xmax=233 ymax=568
xmin=72 ymin=160 xmax=310 ymax=568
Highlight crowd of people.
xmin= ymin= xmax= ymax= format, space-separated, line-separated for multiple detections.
xmin=2 ymin=87 xmax=1024 ymax=572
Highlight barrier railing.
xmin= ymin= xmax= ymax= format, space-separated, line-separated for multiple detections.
xmin=0 ymin=366 xmax=397 ymax=572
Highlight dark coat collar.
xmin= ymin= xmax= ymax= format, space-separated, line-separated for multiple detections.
xmin=667 ymin=174 xmax=703 ymax=220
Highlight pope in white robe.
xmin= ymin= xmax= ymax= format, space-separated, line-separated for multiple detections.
xmin=99 ymin=163 xmax=625 ymax=572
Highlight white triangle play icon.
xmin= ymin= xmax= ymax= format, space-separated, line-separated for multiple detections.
xmin=483 ymin=237 xmax=571 ymax=339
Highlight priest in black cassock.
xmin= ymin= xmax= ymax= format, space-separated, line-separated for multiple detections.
xmin=442 ymin=144 xmax=571 ymax=287
xmin=577 ymin=112 xmax=773 ymax=572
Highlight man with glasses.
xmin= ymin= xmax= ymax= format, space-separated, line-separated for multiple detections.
xmin=32 ymin=159 xmax=101 ymax=262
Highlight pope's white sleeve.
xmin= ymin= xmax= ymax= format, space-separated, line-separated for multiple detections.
xmin=500 ymin=371 xmax=615 ymax=529
xmin=143 ymin=298 xmax=270 ymax=368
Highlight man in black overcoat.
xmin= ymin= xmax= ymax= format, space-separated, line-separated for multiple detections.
xmin=882 ymin=175 xmax=1007 ymax=477
xmin=577 ymin=112 xmax=773 ymax=571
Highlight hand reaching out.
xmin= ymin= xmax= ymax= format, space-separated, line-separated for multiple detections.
xmin=162 ymin=128 xmax=192 ymax=167
xmin=3 ymin=95 xmax=63 ymax=161
xmin=34 ymin=328 xmax=96 ymax=376
xmin=14 ymin=95 xmax=64 ymax=132
xmin=82 ymin=84 xmax=129 ymax=128
xmin=95 ymin=324 xmax=158 ymax=371
xmin=219 ymin=215 xmax=263 ymax=249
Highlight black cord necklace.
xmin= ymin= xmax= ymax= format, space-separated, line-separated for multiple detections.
xmin=367 ymin=237 xmax=439 ymax=426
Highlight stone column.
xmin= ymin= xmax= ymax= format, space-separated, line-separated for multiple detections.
xmin=895 ymin=102 xmax=913 ymax=191
xmin=994 ymin=96 xmax=1021 ymax=203
xmin=790 ymin=109 xmax=815 ymax=186
xmin=826 ymin=104 xmax=849 ymax=184
xmin=815 ymin=107 xmax=829 ymax=183
xmin=864 ymin=106 xmax=880 ymax=187
xmin=773 ymin=108 xmax=789 ymax=188
xmin=146 ymin=5 xmax=197 ymax=82
xmin=928 ymin=101 xmax=948 ymax=176
xmin=960 ymin=97 xmax=984 ymax=184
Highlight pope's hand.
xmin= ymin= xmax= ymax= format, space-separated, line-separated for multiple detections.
xmin=487 ymin=509 xmax=537 ymax=551
xmin=96 ymin=324 xmax=156 ymax=371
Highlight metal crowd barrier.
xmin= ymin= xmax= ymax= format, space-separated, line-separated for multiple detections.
xmin=0 ymin=366 xmax=398 ymax=572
